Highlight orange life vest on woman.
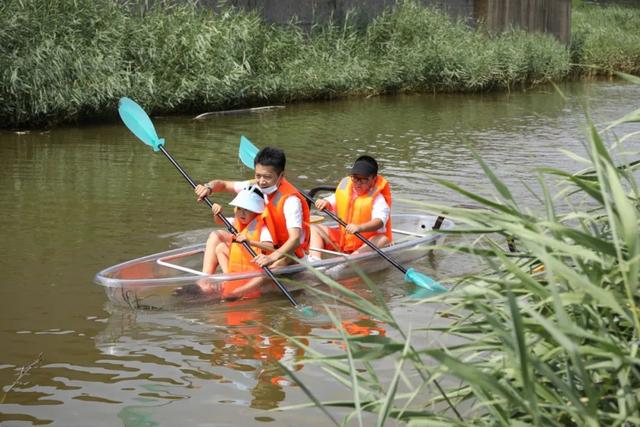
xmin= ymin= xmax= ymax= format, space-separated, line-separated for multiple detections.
xmin=264 ymin=178 xmax=310 ymax=258
xmin=224 ymin=215 xmax=271 ymax=299
xmin=334 ymin=175 xmax=393 ymax=253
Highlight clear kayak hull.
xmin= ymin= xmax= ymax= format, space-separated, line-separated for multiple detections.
xmin=94 ymin=214 xmax=453 ymax=309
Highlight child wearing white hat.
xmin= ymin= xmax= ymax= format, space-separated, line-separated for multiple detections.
xmin=207 ymin=185 xmax=273 ymax=269
xmin=197 ymin=185 xmax=275 ymax=299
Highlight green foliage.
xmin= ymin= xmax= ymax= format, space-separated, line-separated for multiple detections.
xmin=0 ymin=0 xmax=130 ymax=125
xmin=280 ymin=79 xmax=640 ymax=424
xmin=365 ymin=3 xmax=569 ymax=92
xmin=1 ymin=0 xmax=639 ymax=127
xmin=571 ymin=5 xmax=640 ymax=76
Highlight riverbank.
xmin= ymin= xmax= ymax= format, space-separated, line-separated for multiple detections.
xmin=1 ymin=0 xmax=639 ymax=128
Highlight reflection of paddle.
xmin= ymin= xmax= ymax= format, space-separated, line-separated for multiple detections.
xmin=117 ymin=98 xmax=308 ymax=311
xmin=239 ymin=136 xmax=447 ymax=294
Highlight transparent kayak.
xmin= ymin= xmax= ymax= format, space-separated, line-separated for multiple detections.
xmin=94 ymin=214 xmax=453 ymax=309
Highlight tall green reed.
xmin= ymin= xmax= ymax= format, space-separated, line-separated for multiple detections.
xmin=279 ymin=74 xmax=640 ymax=425
xmin=365 ymin=2 xmax=569 ymax=92
xmin=571 ymin=5 xmax=640 ymax=76
xmin=1 ymin=0 xmax=639 ymax=128
xmin=0 ymin=0 xmax=130 ymax=125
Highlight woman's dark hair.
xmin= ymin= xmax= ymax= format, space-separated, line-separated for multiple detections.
xmin=254 ymin=147 xmax=286 ymax=174
xmin=356 ymin=155 xmax=377 ymax=168
xmin=352 ymin=155 xmax=378 ymax=176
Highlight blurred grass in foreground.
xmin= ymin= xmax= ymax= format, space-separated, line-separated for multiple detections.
xmin=280 ymin=73 xmax=640 ymax=425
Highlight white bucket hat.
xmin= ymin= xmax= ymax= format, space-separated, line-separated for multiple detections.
xmin=229 ymin=185 xmax=265 ymax=213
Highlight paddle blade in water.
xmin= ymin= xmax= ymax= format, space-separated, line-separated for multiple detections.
xmin=409 ymin=287 xmax=442 ymax=300
xmin=299 ymin=305 xmax=317 ymax=318
xmin=239 ymin=135 xmax=259 ymax=169
xmin=404 ymin=268 xmax=447 ymax=294
xmin=118 ymin=97 xmax=165 ymax=152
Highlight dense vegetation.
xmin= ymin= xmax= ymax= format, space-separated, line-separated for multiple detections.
xmin=1 ymin=0 xmax=639 ymax=128
xmin=285 ymin=73 xmax=640 ymax=425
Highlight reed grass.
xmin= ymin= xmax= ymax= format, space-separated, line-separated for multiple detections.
xmin=365 ymin=3 xmax=569 ymax=92
xmin=1 ymin=0 xmax=639 ymax=128
xmin=571 ymin=5 xmax=640 ymax=76
xmin=280 ymin=74 xmax=640 ymax=425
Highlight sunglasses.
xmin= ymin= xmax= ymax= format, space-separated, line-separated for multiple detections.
xmin=350 ymin=175 xmax=372 ymax=184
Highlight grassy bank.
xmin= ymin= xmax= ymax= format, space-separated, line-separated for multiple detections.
xmin=571 ymin=5 xmax=640 ymax=76
xmin=1 ymin=0 xmax=638 ymax=128
xmin=283 ymin=74 xmax=640 ymax=425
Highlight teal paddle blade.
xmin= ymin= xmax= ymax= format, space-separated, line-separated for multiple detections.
xmin=404 ymin=268 xmax=447 ymax=295
xmin=299 ymin=305 xmax=316 ymax=318
xmin=239 ymin=135 xmax=259 ymax=169
xmin=118 ymin=97 xmax=165 ymax=152
xmin=409 ymin=287 xmax=441 ymax=300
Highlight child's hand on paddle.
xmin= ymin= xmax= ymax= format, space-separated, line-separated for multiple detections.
xmin=211 ymin=203 xmax=222 ymax=217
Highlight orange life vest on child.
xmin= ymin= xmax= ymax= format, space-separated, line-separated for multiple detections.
xmin=264 ymin=178 xmax=310 ymax=258
xmin=334 ymin=175 xmax=393 ymax=253
xmin=224 ymin=215 xmax=271 ymax=299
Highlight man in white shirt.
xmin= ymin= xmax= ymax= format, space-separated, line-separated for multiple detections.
xmin=194 ymin=147 xmax=310 ymax=274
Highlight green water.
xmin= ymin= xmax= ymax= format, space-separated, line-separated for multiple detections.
xmin=1 ymin=81 xmax=638 ymax=425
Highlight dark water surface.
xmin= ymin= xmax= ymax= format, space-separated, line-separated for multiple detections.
xmin=1 ymin=81 xmax=638 ymax=426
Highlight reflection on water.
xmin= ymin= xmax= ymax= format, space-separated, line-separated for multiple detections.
xmin=2 ymin=288 xmax=390 ymax=426
xmin=1 ymin=80 xmax=639 ymax=425
xmin=93 ymin=285 xmax=388 ymax=425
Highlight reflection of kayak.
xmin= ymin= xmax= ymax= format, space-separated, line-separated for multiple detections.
xmin=94 ymin=214 xmax=453 ymax=309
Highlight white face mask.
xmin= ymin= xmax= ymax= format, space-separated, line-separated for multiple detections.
xmin=259 ymin=183 xmax=278 ymax=195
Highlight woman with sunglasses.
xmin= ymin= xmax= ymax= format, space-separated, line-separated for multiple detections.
xmin=308 ymin=155 xmax=392 ymax=261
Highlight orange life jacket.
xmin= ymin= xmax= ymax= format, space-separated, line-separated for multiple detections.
xmin=334 ymin=175 xmax=393 ymax=253
xmin=224 ymin=215 xmax=269 ymax=299
xmin=264 ymin=178 xmax=310 ymax=258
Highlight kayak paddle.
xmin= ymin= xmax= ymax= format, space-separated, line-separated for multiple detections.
xmin=117 ymin=98 xmax=309 ymax=311
xmin=239 ymin=136 xmax=447 ymax=295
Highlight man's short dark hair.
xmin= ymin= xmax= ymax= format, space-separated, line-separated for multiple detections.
xmin=254 ymin=147 xmax=286 ymax=175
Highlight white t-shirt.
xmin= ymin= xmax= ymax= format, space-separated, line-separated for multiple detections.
xmin=234 ymin=181 xmax=305 ymax=243
xmin=259 ymin=227 xmax=272 ymax=242
xmin=324 ymin=192 xmax=390 ymax=232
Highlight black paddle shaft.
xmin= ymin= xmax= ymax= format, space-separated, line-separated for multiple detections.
xmin=158 ymin=146 xmax=299 ymax=307
xmin=294 ymin=184 xmax=408 ymax=275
